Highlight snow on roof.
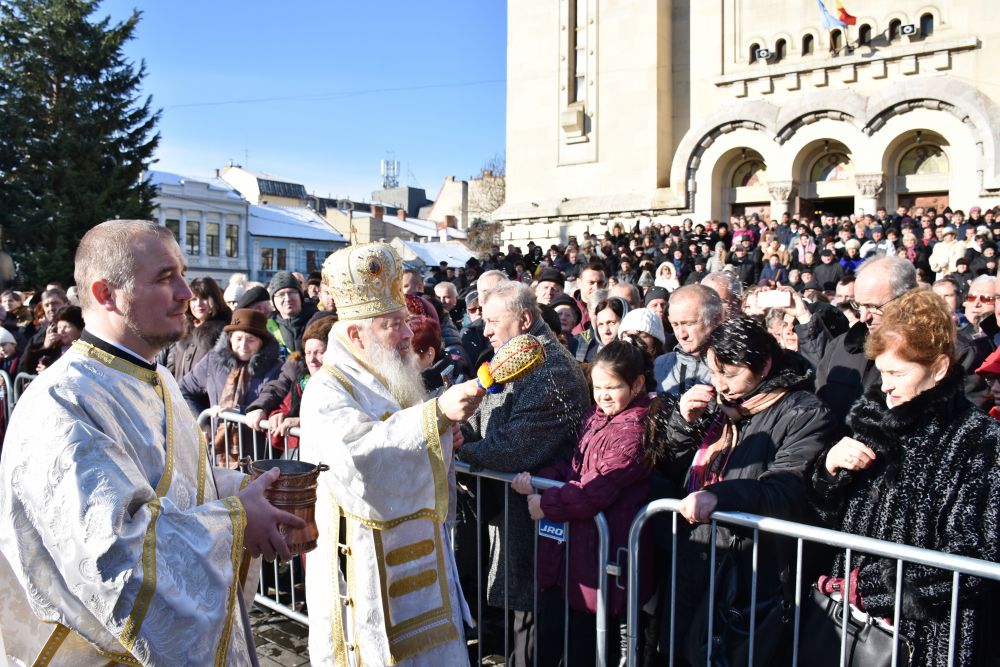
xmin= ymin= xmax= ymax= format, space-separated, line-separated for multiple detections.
xmin=352 ymin=212 xmax=467 ymax=240
xmin=147 ymin=170 xmax=244 ymax=200
xmin=248 ymin=205 xmax=347 ymax=242
xmin=391 ymin=239 xmax=476 ymax=268
xmin=237 ymin=167 xmax=299 ymax=183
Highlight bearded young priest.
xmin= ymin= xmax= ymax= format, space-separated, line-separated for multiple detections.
xmin=299 ymin=243 xmax=485 ymax=667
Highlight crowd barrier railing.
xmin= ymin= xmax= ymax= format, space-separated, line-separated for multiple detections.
xmin=198 ymin=409 xmax=308 ymax=626
xmin=0 ymin=369 xmax=13 ymax=424
xmin=197 ymin=410 xmax=617 ymax=666
xmin=11 ymin=372 xmax=36 ymax=406
xmin=625 ymin=498 xmax=1000 ymax=667
xmin=455 ymin=461 xmax=614 ymax=667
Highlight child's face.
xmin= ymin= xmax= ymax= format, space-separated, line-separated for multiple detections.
xmin=591 ymin=363 xmax=641 ymax=417
xmin=0 ymin=342 xmax=15 ymax=359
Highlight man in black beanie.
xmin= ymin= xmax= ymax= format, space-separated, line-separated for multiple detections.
xmin=267 ymin=271 xmax=316 ymax=358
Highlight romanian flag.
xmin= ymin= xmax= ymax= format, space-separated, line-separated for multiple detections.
xmin=836 ymin=0 xmax=858 ymax=26
xmin=816 ymin=0 xmax=846 ymax=30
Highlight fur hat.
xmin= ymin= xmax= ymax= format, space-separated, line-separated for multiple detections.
xmin=53 ymin=306 xmax=85 ymax=332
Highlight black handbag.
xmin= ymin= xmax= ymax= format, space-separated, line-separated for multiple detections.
xmin=797 ymin=584 xmax=913 ymax=667
xmin=685 ymin=542 xmax=791 ymax=667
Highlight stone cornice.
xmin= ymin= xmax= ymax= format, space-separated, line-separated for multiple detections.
xmin=713 ymin=36 xmax=979 ymax=87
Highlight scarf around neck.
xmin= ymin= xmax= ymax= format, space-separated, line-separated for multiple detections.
xmin=686 ymin=387 xmax=788 ymax=493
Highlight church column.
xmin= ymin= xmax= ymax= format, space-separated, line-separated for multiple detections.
xmin=854 ymin=173 xmax=885 ymax=217
xmin=768 ymin=181 xmax=796 ymax=221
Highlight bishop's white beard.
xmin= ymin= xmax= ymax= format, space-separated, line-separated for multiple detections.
xmin=362 ymin=336 xmax=427 ymax=408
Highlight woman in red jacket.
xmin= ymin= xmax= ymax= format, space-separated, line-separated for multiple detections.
xmin=511 ymin=338 xmax=653 ymax=666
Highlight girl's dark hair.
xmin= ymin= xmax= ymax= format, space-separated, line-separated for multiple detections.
xmin=594 ymin=296 xmax=628 ymax=320
xmin=187 ymin=277 xmax=232 ymax=324
xmin=706 ymin=315 xmax=780 ymax=375
xmin=593 ymin=338 xmax=651 ymax=389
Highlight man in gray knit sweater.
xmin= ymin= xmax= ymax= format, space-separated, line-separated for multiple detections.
xmin=457 ymin=280 xmax=589 ymax=666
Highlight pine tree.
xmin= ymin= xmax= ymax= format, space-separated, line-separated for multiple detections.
xmin=0 ymin=0 xmax=160 ymax=287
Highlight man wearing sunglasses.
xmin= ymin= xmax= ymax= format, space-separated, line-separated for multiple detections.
xmin=963 ymin=276 xmax=997 ymax=336
xmin=787 ymin=255 xmax=917 ymax=422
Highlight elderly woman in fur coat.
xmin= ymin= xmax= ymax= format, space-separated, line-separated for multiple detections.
xmin=810 ymin=288 xmax=1000 ymax=666
xmin=180 ymin=308 xmax=281 ymax=465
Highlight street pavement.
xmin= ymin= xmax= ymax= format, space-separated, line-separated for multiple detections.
xmin=251 ymin=606 xmax=311 ymax=667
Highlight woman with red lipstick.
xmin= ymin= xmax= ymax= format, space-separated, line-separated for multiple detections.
xmin=810 ymin=289 xmax=1000 ymax=665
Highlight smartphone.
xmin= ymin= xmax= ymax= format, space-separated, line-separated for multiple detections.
xmin=757 ymin=290 xmax=792 ymax=309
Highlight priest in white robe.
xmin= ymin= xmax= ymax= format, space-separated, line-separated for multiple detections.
xmin=0 ymin=220 xmax=303 ymax=666
xmin=300 ymin=242 xmax=485 ymax=666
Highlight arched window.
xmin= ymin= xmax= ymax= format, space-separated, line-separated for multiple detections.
xmin=732 ymin=160 xmax=768 ymax=188
xmin=889 ymin=19 xmax=902 ymax=41
xmin=749 ymin=42 xmax=761 ymax=64
xmin=830 ymin=29 xmax=843 ymax=53
xmin=920 ymin=13 xmax=934 ymax=36
xmin=802 ymin=33 xmax=814 ymax=56
xmin=898 ymin=145 xmax=948 ymax=176
xmin=775 ymin=39 xmax=787 ymax=63
xmin=810 ymin=153 xmax=854 ymax=182
xmin=858 ymin=24 xmax=872 ymax=45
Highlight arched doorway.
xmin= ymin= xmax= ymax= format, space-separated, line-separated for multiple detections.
xmin=894 ymin=136 xmax=950 ymax=211
xmin=727 ymin=151 xmax=770 ymax=219
xmin=797 ymin=141 xmax=856 ymax=219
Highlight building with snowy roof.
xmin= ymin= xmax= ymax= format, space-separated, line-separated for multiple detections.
xmin=220 ymin=165 xmax=308 ymax=207
xmin=148 ymin=170 xmax=250 ymax=282
xmin=248 ymin=204 xmax=347 ymax=283
xmin=325 ymin=205 xmax=467 ymax=244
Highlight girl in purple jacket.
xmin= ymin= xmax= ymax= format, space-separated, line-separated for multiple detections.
xmin=511 ymin=338 xmax=654 ymax=666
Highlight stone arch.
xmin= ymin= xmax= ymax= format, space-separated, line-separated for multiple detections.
xmin=864 ymin=78 xmax=1000 ymax=190
xmin=689 ymin=128 xmax=781 ymax=220
xmin=869 ymin=109 xmax=979 ymax=209
xmin=667 ymin=99 xmax=782 ymax=210
xmin=773 ymin=89 xmax=868 ymax=144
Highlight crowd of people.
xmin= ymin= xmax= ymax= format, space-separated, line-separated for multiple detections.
xmin=394 ymin=204 xmax=1000 ymax=666
xmin=0 ymin=205 xmax=998 ymax=666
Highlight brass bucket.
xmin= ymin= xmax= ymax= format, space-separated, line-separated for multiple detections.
xmin=248 ymin=459 xmax=330 ymax=557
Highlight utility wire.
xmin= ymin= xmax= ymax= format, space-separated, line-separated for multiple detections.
xmin=164 ymin=78 xmax=506 ymax=110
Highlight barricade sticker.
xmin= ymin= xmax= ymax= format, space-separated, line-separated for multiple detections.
xmin=538 ymin=519 xmax=567 ymax=543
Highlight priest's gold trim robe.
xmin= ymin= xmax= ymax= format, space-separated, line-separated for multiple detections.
xmin=299 ymin=335 xmax=471 ymax=666
xmin=0 ymin=340 xmax=259 ymax=666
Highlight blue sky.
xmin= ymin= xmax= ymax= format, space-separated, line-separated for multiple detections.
xmin=99 ymin=0 xmax=507 ymax=201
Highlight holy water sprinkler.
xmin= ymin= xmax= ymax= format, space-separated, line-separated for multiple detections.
xmin=476 ymin=334 xmax=546 ymax=393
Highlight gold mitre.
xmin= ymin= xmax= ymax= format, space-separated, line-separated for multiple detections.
xmin=322 ymin=242 xmax=405 ymax=320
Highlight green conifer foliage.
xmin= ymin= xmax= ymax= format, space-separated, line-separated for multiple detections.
xmin=0 ymin=0 xmax=160 ymax=287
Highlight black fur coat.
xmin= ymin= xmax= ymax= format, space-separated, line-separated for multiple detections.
xmin=811 ymin=366 xmax=1000 ymax=666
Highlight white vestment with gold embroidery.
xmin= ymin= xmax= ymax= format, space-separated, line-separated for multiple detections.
xmin=0 ymin=341 xmax=259 ymax=666
xmin=299 ymin=335 xmax=471 ymax=667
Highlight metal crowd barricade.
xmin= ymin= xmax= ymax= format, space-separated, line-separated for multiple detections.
xmin=197 ymin=409 xmax=307 ymax=626
xmin=0 ymin=369 xmax=13 ymax=422
xmin=625 ymin=498 xmax=1000 ymax=667
xmin=12 ymin=372 xmax=36 ymax=406
xmin=195 ymin=410 xmax=618 ymax=665
xmin=455 ymin=461 xmax=615 ymax=667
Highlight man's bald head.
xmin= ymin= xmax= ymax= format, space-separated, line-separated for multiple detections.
xmin=74 ymin=220 xmax=174 ymax=312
